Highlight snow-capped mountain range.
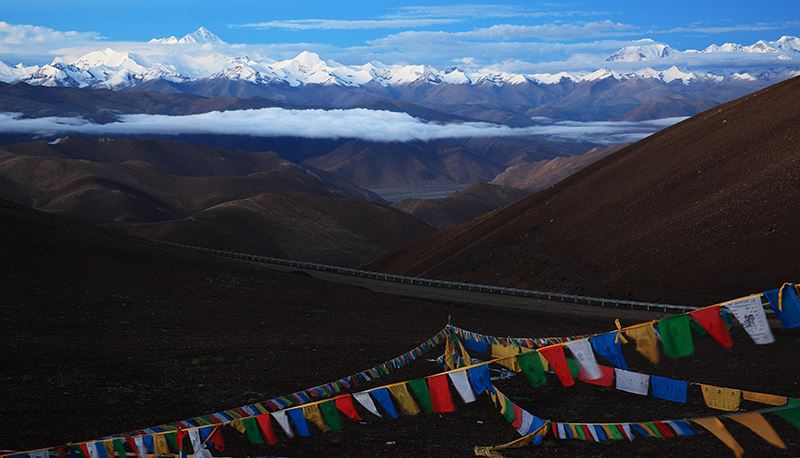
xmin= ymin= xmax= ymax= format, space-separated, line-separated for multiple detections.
xmin=1 ymin=28 xmax=799 ymax=90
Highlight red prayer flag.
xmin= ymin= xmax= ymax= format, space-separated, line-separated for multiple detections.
xmin=580 ymin=424 xmax=593 ymax=441
xmin=427 ymin=374 xmax=456 ymax=413
xmin=335 ymin=394 xmax=362 ymax=421
xmin=176 ymin=428 xmax=187 ymax=452
xmin=653 ymin=421 xmax=675 ymax=438
xmin=79 ymin=444 xmax=91 ymax=458
xmin=511 ymin=404 xmax=523 ymax=429
xmin=539 ymin=345 xmax=575 ymax=387
xmin=208 ymin=427 xmax=225 ymax=452
xmin=56 ymin=446 xmax=68 ymax=458
xmin=690 ymin=306 xmax=734 ymax=349
xmin=256 ymin=414 xmax=278 ymax=445
xmin=579 ymin=364 xmax=615 ymax=387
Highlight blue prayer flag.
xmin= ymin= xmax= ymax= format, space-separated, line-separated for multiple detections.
xmin=651 ymin=375 xmax=688 ymax=403
xmin=590 ymin=332 xmax=628 ymax=369
xmin=371 ymin=388 xmax=399 ymax=419
xmin=765 ymin=286 xmax=800 ymax=328
xmin=287 ymin=408 xmax=311 ymax=437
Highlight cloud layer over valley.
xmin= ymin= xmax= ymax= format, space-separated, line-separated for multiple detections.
xmin=0 ymin=109 xmax=685 ymax=144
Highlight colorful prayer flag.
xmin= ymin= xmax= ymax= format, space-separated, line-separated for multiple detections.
xmin=614 ymin=368 xmax=649 ymax=396
xmin=726 ymin=296 xmax=774 ymax=344
xmin=427 ymin=374 xmax=456 ymax=413
xmin=651 ymin=375 xmax=688 ymax=403
xmin=371 ymin=388 xmax=399 ymax=419
xmin=764 ymin=284 xmax=800 ymax=328
xmin=730 ymin=413 xmax=786 ymax=449
xmin=407 ymin=378 xmax=433 ymax=414
xmin=658 ymin=315 xmax=694 ymax=358
xmin=590 ymin=332 xmax=628 ymax=370
xmin=701 ymin=384 xmax=742 ymax=411
xmin=690 ymin=306 xmax=734 ymax=349
xmin=538 ymin=345 xmax=575 ymax=387
xmin=448 ymin=370 xmax=477 ymax=404
xmin=388 ymin=383 xmax=421 ymax=415
xmin=565 ymin=338 xmax=602 ymax=380
xmin=692 ymin=417 xmax=744 ymax=458
xmin=516 ymin=351 xmax=547 ymax=388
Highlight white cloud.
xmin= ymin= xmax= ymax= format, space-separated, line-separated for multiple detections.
xmin=0 ymin=110 xmax=684 ymax=144
xmin=0 ymin=22 xmax=102 ymax=62
xmin=387 ymin=4 xmax=608 ymax=19
xmin=232 ymin=18 xmax=459 ymax=30
xmin=454 ymin=21 xmax=637 ymax=40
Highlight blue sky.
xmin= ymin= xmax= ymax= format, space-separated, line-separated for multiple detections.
xmin=2 ymin=0 xmax=799 ymax=69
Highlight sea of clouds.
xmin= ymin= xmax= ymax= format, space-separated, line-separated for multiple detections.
xmin=0 ymin=108 xmax=686 ymax=144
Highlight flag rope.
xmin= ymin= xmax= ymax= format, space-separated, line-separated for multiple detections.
xmin=2 ymin=283 xmax=797 ymax=457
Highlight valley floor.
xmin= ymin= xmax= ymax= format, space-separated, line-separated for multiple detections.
xmin=2 ymin=200 xmax=800 ymax=456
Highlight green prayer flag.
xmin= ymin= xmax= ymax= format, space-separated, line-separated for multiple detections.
xmin=502 ymin=395 xmax=516 ymax=423
xmin=517 ymin=351 xmax=547 ymax=388
xmin=112 ymin=439 xmax=128 ymax=458
xmin=644 ymin=421 xmax=662 ymax=438
xmin=606 ymin=424 xmax=624 ymax=440
xmin=319 ymin=400 xmax=343 ymax=432
xmin=574 ymin=424 xmax=586 ymax=440
xmin=242 ymin=416 xmax=265 ymax=444
xmin=408 ymin=378 xmax=433 ymax=414
xmin=774 ymin=407 xmax=800 ymax=430
xmin=659 ymin=315 xmax=694 ymax=358
xmin=164 ymin=432 xmax=179 ymax=453
xmin=566 ymin=358 xmax=580 ymax=378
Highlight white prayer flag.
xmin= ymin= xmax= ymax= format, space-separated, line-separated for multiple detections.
xmin=726 ymin=295 xmax=774 ymax=344
xmin=587 ymin=424 xmax=600 ymax=441
xmin=448 ymin=370 xmax=477 ymax=404
xmin=134 ymin=436 xmax=148 ymax=458
xmin=615 ymin=368 xmax=649 ymax=396
xmin=86 ymin=443 xmax=101 ymax=458
xmin=565 ymin=338 xmax=602 ymax=380
xmin=188 ymin=430 xmax=214 ymax=458
xmin=354 ymin=391 xmax=382 ymax=417
xmin=621 ymin=423 xmax=634 ymax=441
xmin=557 ymin=422 xmax=566 ymax=439
xmin=271 ymin=410 xmax=295 ymax=438
xmin=29 ymin=452 xmax=49 ymax=458
xmin=516 ymin=409 xmax=534 ymax=436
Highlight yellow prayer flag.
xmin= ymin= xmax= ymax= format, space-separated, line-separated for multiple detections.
xmin=743 ymin=391 xmax=787 ymax=406
xmin=445 ymin=333 xmax=455 ymax=370
xmin=303 ymin=404 xmax=330 ymax=432
xmin=491 ymin=344 xmax=521 ymax=372
xmin=456 ymin=337 xmax=472 ymax=366
xmin=389 ymin=383 xmax=421 ymax=416
xmin=229 ymin=418 xmax=246 ymax=433
xmin=154 ymin=435 xmax=171 ymax=455
xmin=730 ymin=413 xmax=786 ymax=449
xmin=692 ymin=417 xmax=744 ymax=458
xmin=625 ymin=323 xmax=660 ymax=364
xmin=102 ymin=440 xmax=115 ymax=457
xmin=701 ymin=384 xmax=741 ymax=411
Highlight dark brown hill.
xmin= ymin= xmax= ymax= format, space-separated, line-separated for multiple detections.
xmin=122 ymin=192 xmax=434 ymax=266
xmin=4 ymin=199 xmax=800 ymax=458
xmin=377 ymin=76 xmax=800 ymax=304
xmin=0 ymin=139 xmax=431 ymax=265
xmin=395 ymin=182 xmax=527 ymax=230
xmin=491 ymin=145 xmax=626 ymax=191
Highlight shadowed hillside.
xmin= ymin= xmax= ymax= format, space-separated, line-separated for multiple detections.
xmin=377 ymin=76 xmax=800 ymax=304
xmin=395 ymin=182 xmax=527 ymax=230
xmin=0 ymin=138 xmax=433 ymax=265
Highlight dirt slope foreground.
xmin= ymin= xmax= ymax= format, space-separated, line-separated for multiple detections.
xmin=378 ymin=76 xmax=800 ymax=305
xmin=3 ymin=198 xmax=800 ymax=457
